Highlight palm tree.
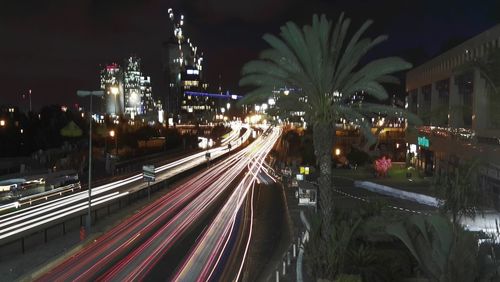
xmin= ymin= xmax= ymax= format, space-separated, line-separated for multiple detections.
xmin=386 ymin=215 xmax=498 ymax=282
xmin=434 ymin=159 xmax=488 ymax=226
xmin=239 ymin=13 xmax=420 ymax=233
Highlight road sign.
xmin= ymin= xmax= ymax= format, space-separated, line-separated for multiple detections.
xmin=205 ymin=152 xmax=211 ymax=159
xmin=418 ymin=136 xmax=430 ymax=148
xmin=143 ymin=165 xmax=155 ymax=182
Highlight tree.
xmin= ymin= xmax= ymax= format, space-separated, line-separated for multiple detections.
xmin=434 ymin=159 xmax=488 ymax=226
xmin=386 ymin=215 xmax=492 ymax=282
xmin=60 ymin=121 xmax=83 ymax=138
xmin=239 ymin=13 xmax=420 ymax=234
xmin=305 ymin=211 xmax=362 ymax=279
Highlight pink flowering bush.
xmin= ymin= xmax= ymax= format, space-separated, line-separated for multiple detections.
xmin=374 ymin=156 xmax=392 ymax=177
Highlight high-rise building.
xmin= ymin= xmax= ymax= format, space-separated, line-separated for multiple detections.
xmin=100 ymin=57 xmax=162 ymax=121
xmin=100 ymin=63 xmax=124 ymax=116
xmin=163 ymin=8 xmax=207 ymax=122
xmin=140 ymin=76 xmax=155 ymax=116
xmin=123 ymin=56 xmax=143 ymax=117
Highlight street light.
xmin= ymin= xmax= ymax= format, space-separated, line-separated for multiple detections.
xmin=0 ymin=120 xmax=5 ymax=127
xmin=109 ymin=130 xmax=118 ymax=156
xmin=77 ymin=90 xmax=104 ymax=235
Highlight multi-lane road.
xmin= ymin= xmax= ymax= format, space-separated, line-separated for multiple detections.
xmin=173 ymin=127 xmax=281 ymax=281
xmin=0 ymin=123 xmax=249 ymax=248
xmin=35 ymin=126 xmax=280 ymax=281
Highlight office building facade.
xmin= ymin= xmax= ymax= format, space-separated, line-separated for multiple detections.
xmin=406 ymin=24 xmax=500 ymax=201
xmin=100 ymin=57 xmax=161 ymax=121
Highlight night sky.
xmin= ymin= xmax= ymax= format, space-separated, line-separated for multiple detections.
xmin=1 ymin=0 xmax=499 ymax=110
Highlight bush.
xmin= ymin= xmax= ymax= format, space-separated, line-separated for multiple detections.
xmin=346 ymin=146 xmax=371 ymax=166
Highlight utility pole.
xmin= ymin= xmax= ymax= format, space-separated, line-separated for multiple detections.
xmin=77 ymin=90 xmax=104 ymax=234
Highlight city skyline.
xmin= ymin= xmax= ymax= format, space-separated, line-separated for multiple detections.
xmin=2 ymin=2 xmax=500 ymax=281
xmin=1 ymin=0 xmax=499 ymax=110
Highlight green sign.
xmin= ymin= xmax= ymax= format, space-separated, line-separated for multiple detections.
xmin=418 ymin=136 xmax=430 ymax=148
xmin=143 ymin=165 xmax=155 ymax=182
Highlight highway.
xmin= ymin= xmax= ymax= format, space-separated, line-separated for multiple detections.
xmin=95 ymin=126 xmax=280 ymax=281
xmin=0 ymin=122 xmax=249 ymax=247
xmin=172 ymin=127 xmax=281 ymax=281
xmin=35 ymin=125 xmax=279 ymax=281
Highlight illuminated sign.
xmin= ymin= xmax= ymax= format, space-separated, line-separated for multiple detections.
xmin=418 ymin=136 xmax=430 ymax=148
xmin=300 ymin=166 xmax=310 ymax=175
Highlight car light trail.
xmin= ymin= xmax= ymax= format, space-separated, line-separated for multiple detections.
xmin=0 ymin=123 xmax=249 ymax=247
xmin=172 ymin=127 xmax=281 ymax=282
xmin=95 ymin=127 xmax=279 ymax=282
xmin=37 ymin=124 xmax=253 ymax=282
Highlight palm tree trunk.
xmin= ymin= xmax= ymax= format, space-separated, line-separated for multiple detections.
xmin=313 ymin=121 xmax=334 ymax=237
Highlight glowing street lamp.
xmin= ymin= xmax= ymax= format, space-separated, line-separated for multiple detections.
xmin=109 ymin=130 xmax=118 ymax=155
xmin=0 ymin=120 xmax=5 ymax=127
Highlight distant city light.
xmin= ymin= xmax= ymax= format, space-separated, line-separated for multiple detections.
xmin=109 ymin=130 xmax=115 ymax=137
xmin=335 ymin=148 xmax=341 ymax=156
xmin=110 ymin=86 xmax=119 ymax=95
xmin=0 ymin=120 xmax=5 ymax=127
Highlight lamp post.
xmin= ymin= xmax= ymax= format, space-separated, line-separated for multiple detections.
xmin=77 ymin=90 xmax=104 ymax=235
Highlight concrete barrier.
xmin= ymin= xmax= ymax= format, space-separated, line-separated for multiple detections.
xmin=354 ymin=181 xmax=442 ymax=208
xmin=297 ymin=210 xmax=310 ymax=282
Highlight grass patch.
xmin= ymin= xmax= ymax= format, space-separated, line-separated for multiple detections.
xmin=332 ymin=165 xmax=435 ymax=197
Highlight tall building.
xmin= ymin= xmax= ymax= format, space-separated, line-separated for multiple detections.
xmin=163 ymin=8 xmax=207 ymax=122
xmin=123 ymin=56 xmax=143 ymax=117
xmin=100 ymin=63 xmax=124 ymax=116
xmin=140 ymin=76 xmax=155 ymax=117
xmin=405 ymin=24 xmax=500 ymax=202
xmin=100 ymin=57 xmax=162 ymax=121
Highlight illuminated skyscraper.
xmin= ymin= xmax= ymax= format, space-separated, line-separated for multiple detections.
xmin=123 ymin=56 xmax=142 ymax=117
xmin=163 ymin=8 xmax=206 ymax=122
xmin=140 ymin=76 xmax=155 ymax=116
xmin=100 ymin=63 xmax=124 ymax=116
xmin=100 ymin=57 xmax=162 ymax=121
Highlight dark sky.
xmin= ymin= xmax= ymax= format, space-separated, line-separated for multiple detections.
xmin=1 ymin=0 xmax=499 ymax=110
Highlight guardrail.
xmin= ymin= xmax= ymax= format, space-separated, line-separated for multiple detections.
xmin=0 ymin=136 xmax=250 ymax=254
